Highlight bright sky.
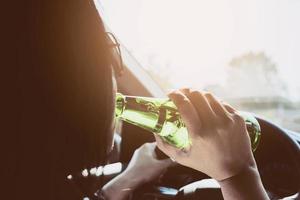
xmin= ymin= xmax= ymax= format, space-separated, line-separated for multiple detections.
xmin=98 ymin=0 xmax=300 ymax=100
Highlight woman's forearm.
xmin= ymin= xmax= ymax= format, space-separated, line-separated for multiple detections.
xmin=101 ymin=170 xmax=143 ymax=200
xmin=101 ymin=143 xmax=173 ymax=200
xmin=218 ymin=165 xmax=269 ymax=200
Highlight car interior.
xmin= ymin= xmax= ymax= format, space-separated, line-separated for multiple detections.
xmin=9 ymin=1 xmax=300 ymax=199
xmin=94 ymin=1 xmax=300 ymax=199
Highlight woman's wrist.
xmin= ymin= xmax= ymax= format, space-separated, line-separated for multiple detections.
xmin=121 ymin=168 xmax=147 ymax=188
xmin=218 ymin=163 xmax=269 ymax=200
xmin=101 ymin=169 xmax=144 ymax=200
xmin=217 ymin=162 xmax=258 ymax=185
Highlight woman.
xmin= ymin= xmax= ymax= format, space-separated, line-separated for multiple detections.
xmin=12 ymin=0 xmax=171 ymax=199
xmin=11 ymin=0 xmax=268 ymax=199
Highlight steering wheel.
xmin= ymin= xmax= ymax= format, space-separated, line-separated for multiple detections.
xmin=131 ymin=117 xmax=300 ymax=200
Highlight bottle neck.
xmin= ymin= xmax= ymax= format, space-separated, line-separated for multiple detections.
xmin=115 ymin=93 xmax=168 ymax=133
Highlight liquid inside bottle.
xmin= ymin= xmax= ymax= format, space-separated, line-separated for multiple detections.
xmin=115 ymin=93 xmax=261 ymax=150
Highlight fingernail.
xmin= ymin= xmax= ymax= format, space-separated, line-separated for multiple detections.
xmin=179 ymin=88 xmax=190 ymax=94
xmin=168 ymin=91 xmax=185 ymax=104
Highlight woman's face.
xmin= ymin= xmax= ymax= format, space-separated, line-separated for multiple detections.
xmin=105 ymin=73 xmax=117 ymax=156
xmin=103 ymin=30 xmax=123 ymax=160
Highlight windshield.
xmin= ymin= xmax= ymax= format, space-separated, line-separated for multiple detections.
xmin=98 ymin=0 xmax=300 ymax=132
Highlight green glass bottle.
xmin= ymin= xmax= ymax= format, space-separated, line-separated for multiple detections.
xmin=115 ymin=93 xmax=261 ymax=150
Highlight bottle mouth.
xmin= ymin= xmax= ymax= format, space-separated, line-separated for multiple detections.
xmin=115 ymin=93 xmax=125 ymax=118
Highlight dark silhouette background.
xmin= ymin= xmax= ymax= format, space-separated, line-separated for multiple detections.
xmin=4 ymin=1 xmax=115 ymax=199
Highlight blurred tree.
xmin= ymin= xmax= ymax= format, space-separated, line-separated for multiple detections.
xmin=205 ymin=52 xmax=300 ymax=132
xmin=225 ymin=52 xmax=287 ymax=99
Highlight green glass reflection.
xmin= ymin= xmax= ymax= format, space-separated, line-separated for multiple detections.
xmin=115 ymin=93 xmax=261 ymax=150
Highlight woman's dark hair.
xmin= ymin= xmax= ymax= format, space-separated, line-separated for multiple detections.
xmin=11 ymin=0 xmax=115 ymax=199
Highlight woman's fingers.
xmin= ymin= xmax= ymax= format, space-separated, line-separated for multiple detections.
xmin=181 ymin=88 xmax=233 ymax=123
xmin=154 ymin=135 xmax=178 ymax=158
xmin=168 ymin=91 xmax=202 ymax=138
xmin=154 ymin=135 xmax=188 ymax=166
xmin=222 ymin=102 xmax=237 ymax=114
xmin=204 ymin=93 xmax=231 ymax=122
xmin=179 ymin=88 xmax=190 ymax=95
xmin=186 ymin=90 xmax=216 ymax=127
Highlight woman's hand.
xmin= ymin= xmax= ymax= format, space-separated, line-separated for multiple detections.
xmin=155 ymin=89 xmax=256 ymax=181
xmin=155 ymin=89 xmax=269 ymax=200
xmin=101 ymin=143 xmax=173 ymax=200
xmin=124 ymin=142 xmax=174 ymax=184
